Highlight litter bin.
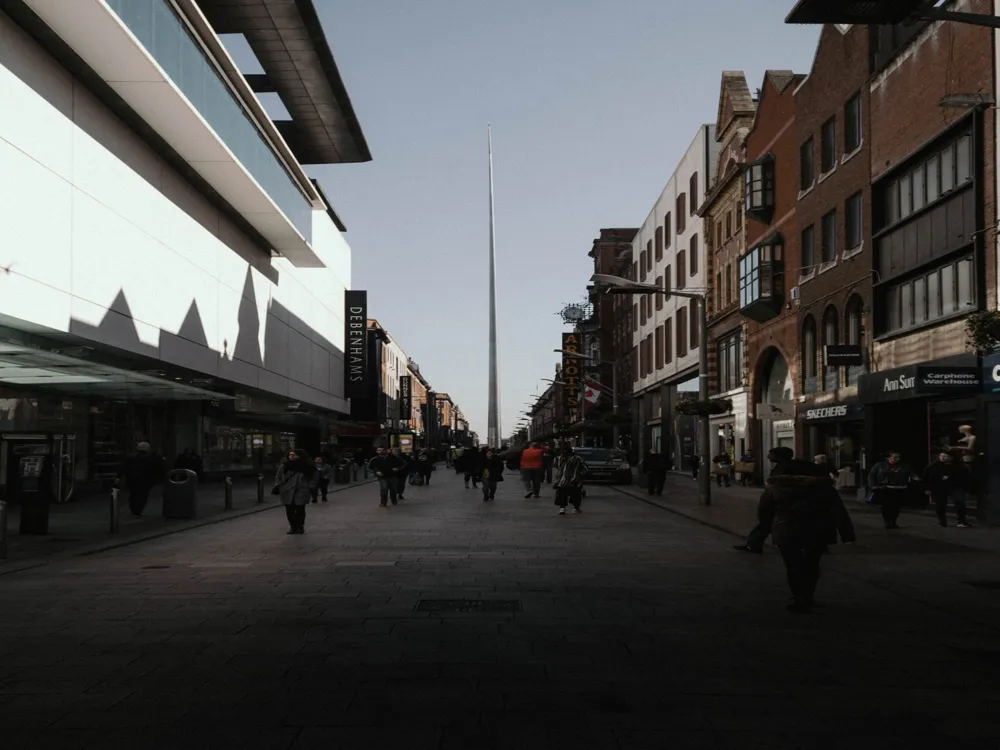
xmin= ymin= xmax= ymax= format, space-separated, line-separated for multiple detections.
xmin=335 ymin=460 xmax=352 ymax=484
xmin=163 ymin=469 xmax=198 ymax=519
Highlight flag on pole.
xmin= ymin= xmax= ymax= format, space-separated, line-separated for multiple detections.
xmin=584 ymin=379 xmax=602 ymax=405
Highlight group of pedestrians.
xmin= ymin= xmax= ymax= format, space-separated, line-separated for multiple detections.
xmin=365 ymin=446 xmax=437 ymax=507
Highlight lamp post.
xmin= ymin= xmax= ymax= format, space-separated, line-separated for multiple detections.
xmin=591 ymin=274 xmax=712 ymax=506
xmin=554 ymin=350 xmax=619 ymax=450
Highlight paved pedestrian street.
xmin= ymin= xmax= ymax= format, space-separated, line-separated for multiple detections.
xmin=2 ymin=471 xmax=1000 ymax=750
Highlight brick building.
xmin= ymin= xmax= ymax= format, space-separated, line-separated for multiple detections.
xmin=701 ymin=72 xmax=757 ymax=461
xmin=793 ymin=23 xmax=872 ymax=485
xmin=857 ymin=6 xmax=997 ymax=503
xmin=739 ymin=70 xmax=807 ymax=466
xmin=588 ymin=228 xmax=638 ymax=451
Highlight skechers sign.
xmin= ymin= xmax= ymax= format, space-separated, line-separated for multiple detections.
xmin=344 ymin=290 xmax=369 ymax=400
xmin=798 ymin=402 xmax=863 ymax=423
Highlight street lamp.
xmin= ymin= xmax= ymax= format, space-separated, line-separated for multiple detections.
xmin=555 ymin=349 xmax=621 ymax=450
xmin=785 ymin=0 xmax=1000 ymax=29
xmin=591 ymin=273 xmax=712 ymax=507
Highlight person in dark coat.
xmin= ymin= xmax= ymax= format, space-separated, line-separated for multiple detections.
xmin=922 ymin=450 xmax=971 ymax=527
xmin=734 ymin=446 xmax=793 ymax=554
xmin=414 ymin=451 xmax=435 ymax=486
xmin=868 ymin=451 xmax=916 ymax=530
xmin=367 ymin=447 xmax=405 ymax=506
xmin=479 ymin=447 xmax=506 ymax=502
xmin=118 ymin=442 xmax=165 ymax=518
xmin=274 ymin=449 xmax=317 ymax=534
xmin=642 ymin=448 xmax=668 ymax=496
xmin=758 ymin=458 xmax=856 ymax=612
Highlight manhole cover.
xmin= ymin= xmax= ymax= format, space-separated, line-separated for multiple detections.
xmin=964 ymin=580 xmax=1000 ymax=590
xmin=46 ymin=538 xmax=83 ymax=543
xmin=141 ymin=565 xmax=171 ymax=570
xmin=416 ymin=599 xmax=521 ymax=614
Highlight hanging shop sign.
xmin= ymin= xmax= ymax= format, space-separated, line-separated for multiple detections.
xmin=823 ymin=345 xmax=863 ymax=368
xmin=561 ymin=333 xmax=581 ymax=422
xmin=399 ymin=376 xmax=412 ymax=421
xmin=344 ymin=290 xmax=368 ymax=400
xmin=859 ymin=362 xmax=980 ymax=403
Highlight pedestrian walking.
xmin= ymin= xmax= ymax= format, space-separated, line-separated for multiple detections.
xmin=312 ymin=455 xmax=333 ymax=503
xmin=642 ymin=447 xmax=667 ymax=496
xmin=922 ymin=450 xmax=971 ymax=528
xmin=734 ymin=446 xmax=794 ymax=554
xmin=274 ymin=449 xmax=317 ymax=534
xmin=117 ymin=442 xmax=165 ymax=518
xmin=738 ymin=450 xmax=755 ymax=486
xmin=690 ymin=453 xmax=700 ymax=480
xmin=392 ymin=447 xmax=411 ymax=501
xmin=814 ymin=454 xmax=838 ymax=482
xmin=479 ymin=447 xmax=505 ymax=502
xmin=712 ymin=451 xmax=732 ymax=487
xmin=554 ymin=445 xmax=588 ymax=515
xmin=368 ymin=447 xmax=404 ymax=506
xmin=543 ymin=444 xmax=555 ymax=484
xmin=414 ymin=450 xmax=435 ymax=486
xmin=867 ymin=451 xmax=916 ymax=530
xmin=758 ymin=457 xmax=855 ymax=613
xmin=520 ymin=442 xmax=545 ymax=498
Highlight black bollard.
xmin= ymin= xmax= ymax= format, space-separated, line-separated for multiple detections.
xmin=224 ymin=477 xmax=233 ymax=510
xmin=256 ymin=474 xmax=264 ymax=504
xmin=110 ymin=487 xmax=121 ymax=534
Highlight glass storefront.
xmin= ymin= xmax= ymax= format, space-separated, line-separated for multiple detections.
xmin=202 ymin=418 xmax=296 ymax=475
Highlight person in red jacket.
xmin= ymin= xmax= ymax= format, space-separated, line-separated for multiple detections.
xmin=520 ymin=442 xmax=545 ymax=498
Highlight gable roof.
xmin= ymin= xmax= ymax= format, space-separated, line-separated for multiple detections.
xmin=715 ymin=71 xmax=757 ymax=142
xmin=747 ymin=69 xmax=807 ymax=139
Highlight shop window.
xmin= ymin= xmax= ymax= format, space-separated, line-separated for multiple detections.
xmin=823 ymin=306 xmax=839 ymax=391
xmin=820 ymin=117 xmax=837 ymax=173
xmin=878 ymin=254 xmax=977 ymax=336
xmin=744 ymin=155 xmax=775 ymax=223
xmin=802 ymin=316 xmax=817 ymax=395
xmin=844 ymin=93 xmax=861 ymax=153
xmin=738 ymin=235 xmax=784 ymax=323
xmin=800 ymin=138 xmax=814 ymax=191
xmin=690 ymin=234 xmax=699 ymax=276
xmin=845 ymin=192 xmax=862 ymax=251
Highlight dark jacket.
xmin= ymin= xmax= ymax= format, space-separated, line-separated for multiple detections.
xmin=368 ymin=454 xmax=405 ymax=477
xmin=480 ymin=456 xmax=506 ymax=482
xmin=642 ymin=453 xmax=667 ymax=474
xmin=274 ymin=459 xmax=317 ymax=506
xmin=868 ymin=461 xmax=915 ymax=488
xmin=414 ymin=455 xmax=435 ymax=475
xmin=922 ymin=460 xmax=969 ymax=494
xmin=120 ymin=451 xmax=165 ymax=489
xmin=757 ymin=460 xmax=856 ymax=547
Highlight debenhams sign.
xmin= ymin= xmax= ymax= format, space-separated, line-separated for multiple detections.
xmin=344 ymin=290 xmax=369 ymax=400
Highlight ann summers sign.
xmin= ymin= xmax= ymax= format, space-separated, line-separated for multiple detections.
xmin=344 ymin=291 xmax=369 ymax=399
xmin=859 ymin=363 xmax=980 ymax=403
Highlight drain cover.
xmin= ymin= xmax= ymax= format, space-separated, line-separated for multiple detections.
xmin=965 ymin=580 xmax=1000 ymax=590
xmin=141 ymin=565 xmax=171 ymax=570
xmin=416 ymin=599 xmax=521 ymax=614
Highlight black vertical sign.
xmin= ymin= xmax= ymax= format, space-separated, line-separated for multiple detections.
xmin=561 ymin=333 xmax=581 ymax=423
xmin=399 ymin=376 xmax=412 ymax=423
xmin=344 ymin=290 xmax=368 ymax=399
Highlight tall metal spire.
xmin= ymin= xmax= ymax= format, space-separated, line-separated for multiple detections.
xmin=487 ymin=124 xmax=501 ymax=448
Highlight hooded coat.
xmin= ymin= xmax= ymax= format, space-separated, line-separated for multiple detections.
xmin=758 ymin=459 xmax=856 ymax=547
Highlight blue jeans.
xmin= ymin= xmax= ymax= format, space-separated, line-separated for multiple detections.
xmin=377 ymin=477 xmax=397 ymax=503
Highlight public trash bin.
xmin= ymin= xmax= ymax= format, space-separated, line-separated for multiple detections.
xmin=162 ymin=469 xmax=198 ymax=519
xmin=335 ymin=460 xmax=352 ymax=484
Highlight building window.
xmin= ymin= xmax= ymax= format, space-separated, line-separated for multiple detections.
xmin=689 ymin=173 xmax=699 ymax=214
xmin=689 ymin=298 xmax=699 ymax=349
xmin=655 ymin=227 xmax=663 ymax=261
xmin=690 ymin=235 xmax=699 ymax=276
xmin=655 ymin=325 xmax=664 ymax=369
xmin=716 ymin=331 xmax=742 ymax=393
xmin=820 ymin=117 xmax=837 ymax=173
xmin=725 ymin=263 xmax=732 ymax=305
xmin=744 ymin=155 xmax=775 ymax=223
xmin=665 ymin=318 xmax=673 ymax=363
xmin=844 ymin=94 xmax=861 ymax=153
xmin=738 ymin=237 xmax=784 ymax=323
xmin=716 ymin=222 xmax=723 ymax=250
xmin=726 ymin=212 xmax=732 ymax=239
xmin=647 ymin=240 xmax=653 ymax=272
xmin=845 ymin=192 xmax=862 ymax=251
xmin=632 ymin=303 xmax=638 ymax=332
xmin=845 ymin=296 xmax=864 ymax=385
xmin=676 ymin=251 xmax=686 ymax=290
xmin=665 ymin=213 xmax=672 ymax=247
xmin=801 ymin=225 xmax=815 ymax=272
xmin=736 ymin=205 xmax=742 ymax=231
xmin=821 ymin=210 xmax=836 ymax=263
xmin=715 ymin=272 xmax=722 ymax=311
xmin=879 ymin=255 xmax=976 ymax=335
xmin=677 ymin=308 xmax=688 ymax=357
xmin=802 ymin=315 xmax=817 ymax=395
xmin=664 ymin=266 xmax=672 ymax=295
xmin=655 ymin=276 xmax=664 ymax=310
xmin=800 ymin=138 xmax=814 ymax=191
xmin=823 ymin=306 xmax=839 ymax=391
xmin=640 ymin=250 xmax=648 ymax=281
xmin=676 ymin=195 xmax=687 ymax=233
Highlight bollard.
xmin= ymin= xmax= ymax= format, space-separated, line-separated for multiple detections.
xmin=256 ymin=474 xmax=264 ymax=504
xmin=110 ymin=487 xmax=121 ymax=534
xmin=224 ymin=476 xmax=233 ymax=510
xmin=0 ymin=499 xmax=8 ymax=559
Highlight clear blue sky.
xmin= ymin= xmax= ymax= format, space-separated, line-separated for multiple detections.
xmin=313 ymin=1 xmax=821 ymax=438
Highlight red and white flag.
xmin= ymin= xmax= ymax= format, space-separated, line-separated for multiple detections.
xmin=584 ymin=380 xmax=602 ymax=404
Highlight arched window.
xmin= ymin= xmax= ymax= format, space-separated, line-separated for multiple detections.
xmin=845 ymin=296 xmax=865 ymax=385
xmin=823 ymin=306 xmax=839 ymax=391
xmin=802 ymin=316 xmax=817 ymax=395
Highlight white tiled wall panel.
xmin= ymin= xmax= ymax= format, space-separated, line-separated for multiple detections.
xmin=0 ymin=11 xmax=351 ymax=413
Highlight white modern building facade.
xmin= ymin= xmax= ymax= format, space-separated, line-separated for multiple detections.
xmin=0 ymin=0 xmax=370 ymax=494
xmin=631 ymin=125 xmax=720 ymax=466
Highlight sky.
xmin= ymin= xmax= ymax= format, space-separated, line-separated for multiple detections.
xmin=311 ymin=0 xmax=822 ymax=438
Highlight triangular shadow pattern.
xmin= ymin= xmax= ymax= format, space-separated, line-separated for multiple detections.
xmin=230 ymin=266 xmax=264 ymax=368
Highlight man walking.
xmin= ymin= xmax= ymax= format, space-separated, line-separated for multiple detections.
xmin=392 ymin=446 xmax=411 ymax=501
xmin=923 ymin=450 xmax=971 ymax=528
xmin=519 ymin=441 xmax=545 ymax=498
xmin=734 ymin=446 xmax=793 ymax=554
xmin=368 ymin=447 xmax=404 ymax=507
xmin=118 ymin=442 xmax=165 ymax=518
xmin=642 ymin=447 xmax=667 ymax=496
xmin=543 ymin=444 xmax=555 ymax=485
xmin=554 ymin=445 xmax=588 ymax=515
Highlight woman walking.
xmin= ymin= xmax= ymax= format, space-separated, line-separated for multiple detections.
xmin=479 ymin=447 xmax=506 ymax=502
xmin=274 ymin=449 xmax=317 ymax=534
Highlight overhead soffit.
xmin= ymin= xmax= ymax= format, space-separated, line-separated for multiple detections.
xmin=197 ymin=0 xmax=371 ymax=165
xmin=785 ymin=0 xmax=927 ymax=25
